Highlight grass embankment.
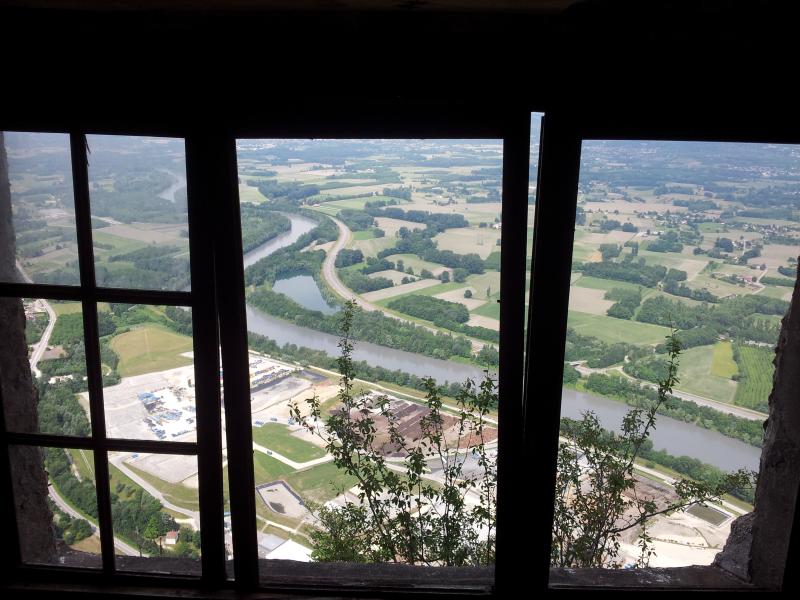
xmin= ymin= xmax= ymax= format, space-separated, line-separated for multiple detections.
xmin=124 ymin=462 xmax=200 ymax=512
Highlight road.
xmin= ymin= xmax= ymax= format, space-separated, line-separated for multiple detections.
xmin=17 ymin=260 xmax=57 ymax=379
xmin=110 ymin=453 xmax=200 ymax=530
xmin=574 ymin=362 xmax=767 ymax=422
xmin=48 ymin=484 xmax=141 ymax=556
xmin=320 ymin=216 xmax=489 ymax=352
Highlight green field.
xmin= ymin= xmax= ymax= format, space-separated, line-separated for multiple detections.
xmin=111 ymin=325 xmax=193 ymax=377
xmin=711 ymin=341 xmax=738 ymax=379
xmin=571 ymin=275 xmax=646 ymax=294
xmin=68 ymin=448 xmax=95 ymax=481
xmin=125 ymin=462 xmax=200 ymax=512
xmin=567 ymin=311 xmax=672 ymax=345
xmin=733 ymin=345 xmax=775 ymax=411
xmin=51 ymin=301 xmax=111 ymax=316
xmin=372 ymin=281 xmax=465 ymax=308
xmin=252 ymin=453 xmax=295 ymax=486
xmin=385 ymin=253 xmax=446 ymax=275
xmin=759 ymin=286 xmax=793 ymax=300
xmin=674 ymin=344 xmax=737 ymax=404
xmin=284 ymin=462 xmax=358 ymax=504
xmin=471 ymin=299 xmax=501 ymax=320
xmin=688 ymin=273 xmax=753 ymax=298
xmin=238 ymin=184 xmax=268 ymax=204
xmin=251 ymin=424 xmax=326 ymax=462
xmin=351 ymin=229 xmax=376 ymax=241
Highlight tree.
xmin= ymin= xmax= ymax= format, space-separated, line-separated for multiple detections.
xmin=144 ymin=514 xmax=164 ymax=556
xmin=289 ymin=301 xmax=497 ymax=566
xmin=453 ymin=267 xmax=468 ymax=283
xmin=551 ymin=332 xmax=753 ymax=568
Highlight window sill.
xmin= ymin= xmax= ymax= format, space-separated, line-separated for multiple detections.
xmin=549 ymin=565 xmax=763 ymax=591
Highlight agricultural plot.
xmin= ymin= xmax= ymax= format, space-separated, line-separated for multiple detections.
xmin=637 ymin=250 xmax=708 ymax=279
xmin=361 ymin=278 xmax=441 ymax=302
xmin=110 ymin=325 xmax=193 ymax=377
xmin=384 ymin=253 xmax=449 ymax=276
xmin=571 ymin=275 xmax=646 ymax=294
xmin=711 ymin=341 xmax=738 ymax=379
xmin=97 ymin=223 xmax=186 ymax=245
xmin=758 ymin=286 xmax=794 ymax=301
xmin=467 ymin=314 xmax=500 ymax=331
xmin=433 ymin=227 xmax=500 ymax=259
xmin=350 ymin=230 xmax=376 ymax=241
xmin=374 ymin=217 xmax=422 ymax=237
xmin=433 ymin=287 xmax=487 ymax=310
xmin=351 ymin=236 xmax=396 ymax=259
xmin=251 ymin=424 xmax=326 ymax=463
xmin=367 ymin=269 xmax=412 ymax=285
xmin=687 ymin=274 xmax=754 ymax=298
xmin=238 ymin=183 xmax=268 ymax=204
xmin=568 ymin=287 xmax=615 ymax=315
xmin=674 ymin=345 xmax=737 ymax=404
xmin=566 ymin=311 xmax=671 ymax=345
xmin=733 ymin=345 xmax=775 ymax=411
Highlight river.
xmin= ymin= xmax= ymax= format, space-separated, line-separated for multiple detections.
xmin=243 ymin=213 xmax=762 ymax=472
xmin=242 ymin=213 xmax=317 ymax=268
xmin=157 ymin=169 xmax=187 ymax=203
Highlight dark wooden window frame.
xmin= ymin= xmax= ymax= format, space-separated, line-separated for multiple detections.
xmin=6 ymin=109 xmax=797 ymax=596
xmin=0 ymin=110 xmax=538 ymax=597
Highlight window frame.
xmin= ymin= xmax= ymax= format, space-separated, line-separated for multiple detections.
xmin=0 ymin=131 xmax=226 ymax=585
xmin=4 ymin=111 xmax=799 ymax=595
xmin=0 ymin=111 xmax=537 ymax=597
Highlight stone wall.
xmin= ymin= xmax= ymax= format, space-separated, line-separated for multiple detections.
xmin=714 ymin=257 xmax=800 ymax=588
xmin=0 ymin=132 xmax=57 ymax=563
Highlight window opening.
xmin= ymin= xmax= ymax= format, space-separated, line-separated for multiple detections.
xmin=550 ymin=139 xmax=799 ymax=573
xmin=233 ymin=138 xmax=504 ymax=582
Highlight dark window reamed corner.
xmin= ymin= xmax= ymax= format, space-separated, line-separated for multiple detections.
xmin=2 ymin=101 xmax=800 ymax=598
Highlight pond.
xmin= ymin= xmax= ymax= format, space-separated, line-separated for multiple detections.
xmin=272 ymin=275 xmax=337 ymax=315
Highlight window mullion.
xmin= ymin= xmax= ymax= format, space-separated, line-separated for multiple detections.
xmin=494 ymin=111 xmax=532 ymax=596
xmin=185 ymin=135 xmax=226 ymax=585
xmin=522 ymin=113 xmax=582 ymax=588
xmin=211 ymin=133 xmax=259 ymax=589
xmin=69 ymin=132 xmax=115 ymax=573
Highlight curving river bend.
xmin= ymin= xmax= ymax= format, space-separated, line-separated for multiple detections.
xmin=243 ymin=213 xmax=762 ymax=472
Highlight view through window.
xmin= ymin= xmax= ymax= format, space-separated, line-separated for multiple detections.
xmin=553 ymin=139 xmax=799 ymax=570
xmin=2 ymin=132 xmax=203 ymax=573
xmin=235 ymin=138 xmax=506 ymax=572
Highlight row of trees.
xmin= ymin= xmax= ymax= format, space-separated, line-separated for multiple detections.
xmin=582 ymin=372 xmax=765 ymax=449
xmin=239 ymin=205 xmax=291 ymax=253
xmin=246 ymin=287 xmax=474 ymax=361
xmin=635 ymin=294 xmax=786 ymax=342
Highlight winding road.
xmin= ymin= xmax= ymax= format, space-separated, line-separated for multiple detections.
xmin=48 ymin=484 xmax=142 ymax=556
xmin=110 ymin=453 xmax=200 ymax=531
xmin=17 ymin=260 xmax=57 ymax=379
xmin=320 ymin=215 xmax=489 ymax=352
